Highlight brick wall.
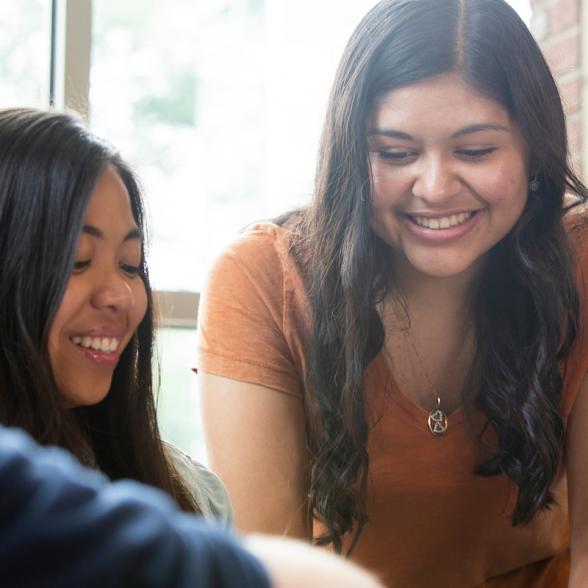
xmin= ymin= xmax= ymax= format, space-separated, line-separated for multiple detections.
xmin=530 ymin=0 xmax=582 ymax=171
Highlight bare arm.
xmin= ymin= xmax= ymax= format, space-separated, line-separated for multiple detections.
xmin=199 ymin=372 xmax=310 ymax=538
xmin=567 ymin=373 xmax=588 ymax=587
xmin=246 ymin=534 xmax=384 ymax=588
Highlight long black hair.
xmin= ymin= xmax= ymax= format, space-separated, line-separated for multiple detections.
xmin=285 ymin=0 xmax=587 ymax=552
xmin=0 ymin=108 xmax=198 ymax=512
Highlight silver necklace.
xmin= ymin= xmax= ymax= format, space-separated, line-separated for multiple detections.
xmin=402 ymin=332 xmax=448 ymax=436
xmin=381 ymin=300 xmax=472 ymax=437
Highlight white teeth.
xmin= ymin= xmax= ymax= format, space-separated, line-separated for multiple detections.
xmin=412 ymin=211 xmax=474 ymax=230
xmin=71 ymin=336 xmax=121 ymax=354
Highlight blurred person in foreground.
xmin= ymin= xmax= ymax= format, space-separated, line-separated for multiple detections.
xmin=0 ymin=423 xmax=382 ymax=587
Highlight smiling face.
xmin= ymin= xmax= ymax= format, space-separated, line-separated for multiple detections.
xmin=368 ymin=73 xmax=529 ymax=284
xmin=48 ymin=165 xmax=148 ymax=407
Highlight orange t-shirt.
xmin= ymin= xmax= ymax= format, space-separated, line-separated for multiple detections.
xmin=196 ymin=222 xmax=588 ymax=587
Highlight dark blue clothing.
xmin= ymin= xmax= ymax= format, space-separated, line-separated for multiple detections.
xmin=0 ymin=426 xmax=271 ymax=588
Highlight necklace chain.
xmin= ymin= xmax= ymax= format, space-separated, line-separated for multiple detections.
xmin=400 ymin=329 xmax=449 ymax=437
xmin=381 ymin=299 xmax=473 ymax=437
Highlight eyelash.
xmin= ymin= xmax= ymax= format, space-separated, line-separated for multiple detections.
xmin=72 ymin=260 xmax=90 ymax=272
xmin=455 ymin=147 xmax=496 ymax=159
xmin=374 ymin=147 xmax=497 ymax=163
xmin=376 ymin=150 xmax=416 ymax=162
xmin=120 ymin=264 xmax=142 ymax=276
xmin=72 ymin=260 xmax=142 ymax=276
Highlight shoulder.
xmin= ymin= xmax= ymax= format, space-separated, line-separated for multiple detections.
xmin=222 ymin=222 xmax=292 ymax=262
xmin=164 ymin=442 xmax=234 ymax=528
xmin=561 ymin=206 xmax=588 ymax=422
xmin=196 ymin=220 xmax=310 ymax=398
xmin=200 ymin=220 xmax=306 ymax=329
xmin=202 ymin=223 xmax=289 ymax=299
xmin=564 ymin=206 xmax=588 ymax=303
xmin=564 ymin=205 xmax=588 ymax=255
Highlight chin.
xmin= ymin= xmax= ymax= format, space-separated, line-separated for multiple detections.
xmin=62 ymin=383 xmax=112 ymax=408
xmin=421 ymin=264 xmax=470 ymax=278
xmin=406 ymin=255 xmax=482 ymax=281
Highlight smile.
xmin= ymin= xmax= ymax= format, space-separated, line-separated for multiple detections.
xmin=71 ymin=336 xmax=121 ymax=354
xmin=408 ymin=211 xmax=476 ymax=230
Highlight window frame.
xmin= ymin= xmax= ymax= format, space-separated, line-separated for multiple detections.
xmin=55 ymin=0 xmax=194 ymax=328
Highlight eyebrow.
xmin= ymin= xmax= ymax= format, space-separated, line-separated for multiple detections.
xmin=82 ymin=225 xmax=143 ymax=242
xmin=367 ymin=129 xmax=413 ymax=140
xmin=367 ymin=123 xmax=510 ymax=141
xmin=451 ymin=123 xmax=510 ymax=137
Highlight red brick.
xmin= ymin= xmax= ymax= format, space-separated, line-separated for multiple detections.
xmin=542 ymin=33 xmax=579 ymax=76
xmin=559 ymin=78 xmax=581 ymax=115
xmin=550 ymin=0 xmax=580 ymax=35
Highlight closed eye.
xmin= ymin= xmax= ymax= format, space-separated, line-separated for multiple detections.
xmin=455 ymin=147 xmax=496 ymax=160
xmin=72 ymin=260 xmax=90 ymax=273
xmin=120 ymin=263 xmax=141 ymax=276
xmin=373 ymin=149 xmax=418 ymax=164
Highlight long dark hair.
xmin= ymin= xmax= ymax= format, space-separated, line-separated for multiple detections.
xmin=285 ymin=0 xmax=587 ymax=552
xmin=0 ymin=108 xmax=197 ymax=512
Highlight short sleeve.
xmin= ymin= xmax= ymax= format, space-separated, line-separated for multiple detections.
xmin=561 ymin=218 xmax=588 ymax=423
xmin=195 ymin=225 xmax=303 ymax=398
xmin=164 ymin=442 xmax=234 ymax=528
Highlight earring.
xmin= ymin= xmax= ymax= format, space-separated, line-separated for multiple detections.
xmin=529 ymin=178 xmax=540 ymax=192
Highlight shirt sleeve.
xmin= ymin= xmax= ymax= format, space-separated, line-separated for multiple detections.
xmin=196 ymin=225 xmax=303 ymax=398
xmin=164 ymin=441 xmax=235 ymax=528
xmin=0 ymin=426 xmax=271 ymax=588
xmin=562 ymin=220 xmax=588 ymax=423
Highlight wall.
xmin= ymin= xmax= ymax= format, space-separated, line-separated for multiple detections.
xmin=530 ymin=0 xmax=583 ymax=172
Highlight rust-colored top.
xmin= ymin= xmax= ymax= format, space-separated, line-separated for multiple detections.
xmin=196 ymin=222 xmax=588 ymax=587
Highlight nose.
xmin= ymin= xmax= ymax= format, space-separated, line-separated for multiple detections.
xmin=91 ymin=271 xmax=135 ymax=312
xmin=411 ymin=155 xmax=461 ymax=203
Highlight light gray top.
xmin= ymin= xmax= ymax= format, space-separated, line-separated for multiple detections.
xmin=164 ymin=442 xmax=234 ymax=528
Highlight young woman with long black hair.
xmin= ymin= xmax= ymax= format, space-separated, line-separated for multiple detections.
xmin=197 ymin=0 xmax=588 ymax=585
xmin=0 ymin=107 xmax=231 ymax=523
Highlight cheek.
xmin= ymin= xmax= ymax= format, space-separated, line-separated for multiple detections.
xmin=46 ymin=289 xmax=80 ymax=400
xmin=130 ymin=280 xmax=148 ymax=330
xmin=479 ymin=160 xmax=528 ymax=206
xmin=370 ymin=165 xmax=406 ymax=209
xmin=47 ymin=280 xmax=78 ymax=356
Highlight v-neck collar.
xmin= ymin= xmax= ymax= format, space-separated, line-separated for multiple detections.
xmin=371 ymin=349 xmax=467 ymax=436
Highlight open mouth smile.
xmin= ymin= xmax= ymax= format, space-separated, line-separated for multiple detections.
xmin=407 ymin=210 xmax=479 ymax=230
xmin=399 ymin=208 xmax=484 ymax=243
xmin=70 ymin=336 xmax=121 ymax=354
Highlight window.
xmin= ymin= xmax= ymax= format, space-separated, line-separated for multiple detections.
xmin=0 ymin=0 xmax=52 ymax=108
xmin=90 ymin=0 xmax=532 ymax=295
xmin=90 ymin=0 xmax=391 ymax=456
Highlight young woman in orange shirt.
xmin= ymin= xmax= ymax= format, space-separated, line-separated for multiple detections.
xmin=197 ymin=1 xmax=588 ymax=585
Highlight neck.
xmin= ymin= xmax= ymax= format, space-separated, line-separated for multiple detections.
xmin=67 ymin=409 xmax=97 ymax=467
xmin=390 ymin=256 xmax=481 ymax=324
